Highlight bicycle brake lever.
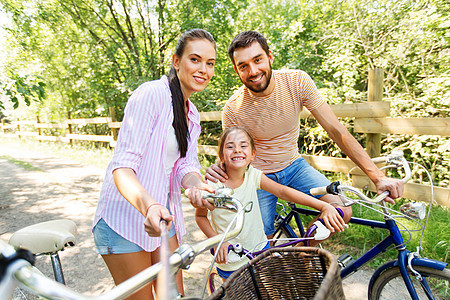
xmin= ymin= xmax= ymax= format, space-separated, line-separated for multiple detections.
xmin=313 ymin=221 xmax=331 ymax=240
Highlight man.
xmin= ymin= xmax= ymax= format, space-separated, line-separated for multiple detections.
xmin=206 ymin=31 xmax=404 ymax=240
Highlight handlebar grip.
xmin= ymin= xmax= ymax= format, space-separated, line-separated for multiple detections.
xmin=310 ymin=186 xmax=327 ymax=196
xmin=335 ymin=207 xmax=345 ymax=218
xmin=310 ymin=181 xmax=340 ymax=196
xmin=372 ymin=157 xmax=388 ymax=164
xmin=210 ymin=244 xmax=234 ymax=256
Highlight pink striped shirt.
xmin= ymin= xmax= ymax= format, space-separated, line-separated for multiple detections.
xmin=93 ymin=76 xmax=201 ymax=252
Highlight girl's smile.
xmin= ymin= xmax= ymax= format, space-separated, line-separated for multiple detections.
xmin=222 ymin=130 xmax=256 ymax=171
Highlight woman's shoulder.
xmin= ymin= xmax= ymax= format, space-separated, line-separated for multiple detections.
xmin=134 ymin=76 xmax=170 ymax=95
xmin=127 ymin=76 xmax=171 ymax=107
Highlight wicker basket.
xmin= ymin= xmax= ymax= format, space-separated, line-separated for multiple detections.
xmin=208 ymin=247 xmax=345 ymax=300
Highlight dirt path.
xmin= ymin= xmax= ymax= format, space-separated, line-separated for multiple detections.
xmin=0 ymin=140 xmax=372 ymax=299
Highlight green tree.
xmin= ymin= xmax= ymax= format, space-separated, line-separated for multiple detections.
xmin=0 ymin=70 xmax=46 ymax=109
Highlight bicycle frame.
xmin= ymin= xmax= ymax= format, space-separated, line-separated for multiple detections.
xmin=275 ymin=205 xmax=448 ymax=300
xmin=233 ymin=220 xmax=327 ymax=260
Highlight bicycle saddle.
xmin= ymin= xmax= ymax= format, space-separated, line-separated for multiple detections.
xmin=9 ymin=219 xmax=78 ymax=254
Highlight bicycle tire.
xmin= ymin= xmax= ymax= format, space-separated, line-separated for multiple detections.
xmin=369 ymin=265 xmax=450 ymax=300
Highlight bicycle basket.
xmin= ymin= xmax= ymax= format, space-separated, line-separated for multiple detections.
xmin=208 ymin=247 xmax=345 ymax=300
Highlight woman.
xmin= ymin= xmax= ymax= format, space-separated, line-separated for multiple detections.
xmin=92 ymin=29 xmax=216 ymax=299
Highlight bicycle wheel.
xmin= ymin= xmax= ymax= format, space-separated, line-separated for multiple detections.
xmin=207 ymin=269 xmax=223 ymax=295
xmin=369 ymin=265 xmax=450 ymax=300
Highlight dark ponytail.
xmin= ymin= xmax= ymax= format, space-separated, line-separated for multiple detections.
xmin=169 ymin=68 xmax=189 ymax=157
xmin=169 ymin=29 xmax=216 ymax=157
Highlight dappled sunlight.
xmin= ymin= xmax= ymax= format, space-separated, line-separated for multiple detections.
xmin=0 ymin=141 xmax=112 ymax=295
xmin=0 ymin=141 xmax=218 ymax=297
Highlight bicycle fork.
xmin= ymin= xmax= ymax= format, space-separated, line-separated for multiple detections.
xmin=407 ymin=252 xmax=436 ymax=300
xmin=365 ymin=220 xmax=447 ymax=300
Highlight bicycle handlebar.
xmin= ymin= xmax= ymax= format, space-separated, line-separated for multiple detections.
xmin=310 ymin=151 xmax=411 ymax=204
xmin=0 ymin=190 xmax=245 ymax=300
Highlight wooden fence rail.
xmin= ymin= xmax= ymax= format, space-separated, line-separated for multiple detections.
xmin=0 ymin=69 xmax=448 ymax=207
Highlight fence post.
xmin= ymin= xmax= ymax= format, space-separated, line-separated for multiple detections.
xmin=36 ymin=116 xmax=41 ymax=137
xmin=366 ymin=68 xmax=384 ymax=158
xmin=16 ymin=118 xmax=21 ymax=139
xmin=67 ymin=112 xmax=73 ymax=145
xmin=109 ymin=107 xmax=118 ymax=142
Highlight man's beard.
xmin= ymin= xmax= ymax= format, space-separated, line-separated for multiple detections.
xmin=243 ymin=64 xmax=273 ymax=94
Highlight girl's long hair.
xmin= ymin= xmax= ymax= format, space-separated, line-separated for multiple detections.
xmin=169 ymin=29 xmax=216 ymax=157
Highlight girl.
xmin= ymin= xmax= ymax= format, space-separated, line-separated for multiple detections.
xmin=92 ymin=29 xmax=216 ymax=299
xmin=193 ymin=127 xmax=346 ymax=280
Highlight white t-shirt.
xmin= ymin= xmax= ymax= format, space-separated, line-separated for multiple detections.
xmin=209 ymin=165 xmax=268 ymax=272
xmin=165 ymin=125 xmax=180 ymax=191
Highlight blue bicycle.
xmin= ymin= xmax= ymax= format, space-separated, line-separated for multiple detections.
xmin=273 ymin=151 xmax=449 ymax=299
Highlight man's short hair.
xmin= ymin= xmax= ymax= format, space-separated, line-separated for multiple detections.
xmin=228 ymin=31 xmax=270 ymax=65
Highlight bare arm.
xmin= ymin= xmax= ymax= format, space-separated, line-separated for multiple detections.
xmin=195 ymin=207 xmax=229 ymax=263
xmin=195 ymin=207 xmax=217 ymax=238
xmin=311 ymin=103 xmax=404 ymax=202
xmin=260 ymin=174 xmax=345 ymax=232
xmin=113 ymin=168 xmax=172 ymax=236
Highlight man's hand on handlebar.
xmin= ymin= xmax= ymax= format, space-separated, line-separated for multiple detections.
xmin=204 ymin=162 xmax=228 ymax=183
xmin=374 ymin=176 xmax=405 ymax=204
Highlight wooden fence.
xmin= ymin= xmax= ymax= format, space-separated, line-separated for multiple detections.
xmin=0 ymin=69 xmax=448 ymax=207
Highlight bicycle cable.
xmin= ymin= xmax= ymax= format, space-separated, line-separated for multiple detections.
xmin=200 ymin=204 xmax=242 ymax=299
xmin=409 ymin=161 xmax=435 ymax=256
xmin=337 ymin=178 xmax=426 ymax=252
xmin=354 ymin=199 xmax=414 ymax=250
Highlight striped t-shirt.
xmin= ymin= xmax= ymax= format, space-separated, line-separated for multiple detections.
xmin=93 ymin=76 xmax=201 ymax=252
xmin=223 ymin=70 xmax=325 ymax=173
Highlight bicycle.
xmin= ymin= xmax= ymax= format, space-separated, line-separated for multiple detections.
xmin=8 ymin=219 xmax=78 ymax=299
xmin=1 ymin=187 xmax=347 ymax=300
xmin=206 ymin=207 xmax=346 ymax=296
xmin=271 ymin=150 xmax=450 ymax=299
xmin=0 ymin=188 xmax=246 ymax=300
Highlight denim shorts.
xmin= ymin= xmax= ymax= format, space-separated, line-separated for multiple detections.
xmin=94 ymin=217 xmax=176 ymax=255
xmin=257 ymin=157 xmax=331 ymax=236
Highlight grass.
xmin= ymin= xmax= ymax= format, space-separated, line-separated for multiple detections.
xmin=0 ymin=155 xmax=43 ymax=172
xmin=0 ymin=136 xmax=113 ymax=170
xmin=2 ymin=136 xmax=449 ymax=266
xmin=278 ymin=196 xmax=450 ymax=268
